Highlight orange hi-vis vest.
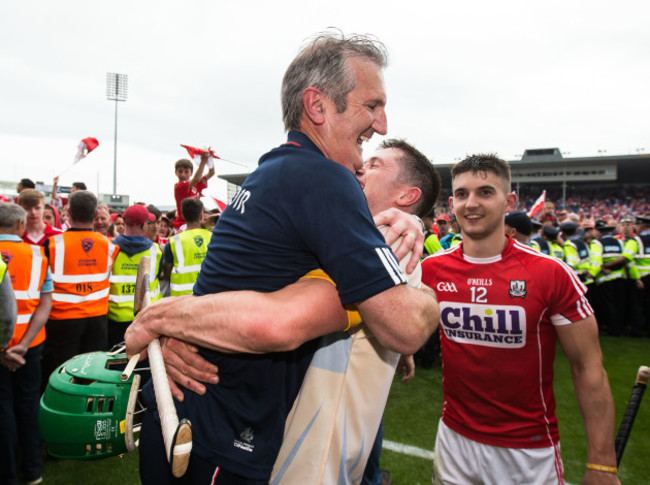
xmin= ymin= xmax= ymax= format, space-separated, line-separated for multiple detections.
xmin=48 ymin=231 xmax=118 ymax=320
xmin=0 ymin=240 xmax=48 ymax=348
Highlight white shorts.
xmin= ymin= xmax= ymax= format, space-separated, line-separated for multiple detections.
xmin=433 ymin=419 xmax=564 ymax=485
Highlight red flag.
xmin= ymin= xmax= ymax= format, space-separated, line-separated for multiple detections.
xmin=211 ymin=196 xmax=227 ymax=212
xmin=73 ymin=137 xmax=99 ymax=164
xmin=527 ymin=190 xmax=546 ymax=218
xmin=181 ymin=144 xmax=220 ymax=170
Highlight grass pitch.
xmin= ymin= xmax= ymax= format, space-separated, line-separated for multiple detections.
xmin=41 ymin=336 xmax=649 ymax=484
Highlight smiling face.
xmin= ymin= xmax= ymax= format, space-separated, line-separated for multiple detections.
xmin=356 ymin=147 xmax=405 ymax=216
xmin=450 ymin=170 xmax=516 ymax=243
xmin=93 ymin=208 xmax=110 ymax=235
xmin=320 ymin=57 xmax=387 ymax=173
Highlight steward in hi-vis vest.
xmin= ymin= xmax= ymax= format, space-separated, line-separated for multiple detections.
xmin=41 ymin=191 xmax=119 ymax=387
xmin=630 ymin=215 xmax=650 ymax=337
xmin=589 ymin=220 xmax=626 ymax=336
xmin=108 ymin=204 xmax=162 ymax=348
xmin=163 ymin=197 xmax=212 ymax=296
xmin=0 ymin=202 xmax=53 ymax=485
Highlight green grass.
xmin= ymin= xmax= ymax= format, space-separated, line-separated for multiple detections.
xmin=41 ymin=337 xmax=649 ymax=484
xmin=381 ymin=336 xmax=650 ymax=484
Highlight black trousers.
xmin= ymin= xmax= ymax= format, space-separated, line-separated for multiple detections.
xmin=41 ymin=314 xmax=108 ymax=391
xmin=139 ymin=408 xmax=268 ymax=485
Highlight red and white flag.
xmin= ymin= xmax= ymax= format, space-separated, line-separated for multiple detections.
xmin=73 ymin=137 xmax=99 ymax=164
xmin=211 ymin=196 xmax=227 ymax=212
xmin=181 ymin=144 xmax=219 ymax=170
xmin=527 ymin=190 xmax=546 ymax=218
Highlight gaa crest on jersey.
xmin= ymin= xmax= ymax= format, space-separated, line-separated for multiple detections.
xmin=0 ymin=250 xmax=12 ymax=265
xmin=81 ymin=238 xmax=94 ymax=254
xmin=436 ymin=281 xmax=458 ymax=292
xmin=193 ymin=235 xmax=204 ymax=248
xmin=508 ymin=280 xmax=527 ymax=298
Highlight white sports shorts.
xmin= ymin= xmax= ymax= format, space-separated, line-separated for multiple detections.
xmin=433 ymin=419 xmax=564 ymax=485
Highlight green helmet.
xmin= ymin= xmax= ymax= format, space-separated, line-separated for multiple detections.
xmin=39 ymin=351 xmax=144 ymax=459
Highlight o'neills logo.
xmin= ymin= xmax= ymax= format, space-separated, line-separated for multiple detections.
xmin=1 ymin=250 xmax=12 ymax=265
xmin=81 ymin=238 xmax=94 ymax=253
xmin=440 ymin=302 xmax=526 ymax=348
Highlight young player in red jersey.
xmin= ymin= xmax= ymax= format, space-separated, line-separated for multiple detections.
xmin=421 ymin=154 xmax=620 ymax=485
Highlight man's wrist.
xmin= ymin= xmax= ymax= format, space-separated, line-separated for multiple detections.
xmin=586 ymin=463 xmax=617 ymax=474
xmin=411 ymin=214 xmax=425 ymax=233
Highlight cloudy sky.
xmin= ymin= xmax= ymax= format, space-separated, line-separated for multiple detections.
xmin=2 ymin=1 xmax=648 ymax=208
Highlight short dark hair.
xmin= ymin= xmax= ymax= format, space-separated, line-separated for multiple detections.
xmin=281 ymin=30 xmax=388 ymax=132
xmin=146 ymin=204 xmax=162 ymax=222
xmin=175 ymin=159 xmax=193 ymax=172
xmin=181 ymin=198 xmax=204 ymax=223
xmin=68 ymin=191 xmax=97 ymax=223
xmin=72 ymin=182 xmax=87 ymax=190
xmin=19 ymin=178 xmax=35 ymax=189
xmin=451 ymin=153 xmax=511 ymax=192
xmin=379 ymin=138 xmax=441 ymax=218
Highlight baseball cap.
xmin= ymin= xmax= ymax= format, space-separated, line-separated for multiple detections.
xmin=505 ymin=211 xmax=532 ymax=236
xmin=123 ymin=205 xmax=155 ymax=225
xmin=436 ymin=214 xmax=450 ymax=223
xmin=619 ymin=215 xmax=634 ymax=223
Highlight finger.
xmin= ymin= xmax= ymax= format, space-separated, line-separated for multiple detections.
xmin=165 ymin=362 xmax=207 ymax=396
xmin=167 ymin=375 xmax=185 ymax=402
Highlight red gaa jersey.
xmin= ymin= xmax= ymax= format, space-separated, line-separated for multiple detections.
xmin=422 ymin=236 xmax=592 ymax=449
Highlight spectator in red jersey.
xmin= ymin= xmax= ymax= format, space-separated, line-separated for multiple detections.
xmin=43 ymin=203 xmax=62 ymax=230
xmin=173 ymin=151 xmax=215 ymax=231
xmin=17 ymin=190 xmax=63 ymax=246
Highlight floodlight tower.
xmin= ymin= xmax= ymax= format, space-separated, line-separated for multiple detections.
xmin=106 ymin=73 xmax=128 ymax=194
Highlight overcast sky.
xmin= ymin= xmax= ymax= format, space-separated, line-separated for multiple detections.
xmin=2 ymin=1 xmax=649 ymax=208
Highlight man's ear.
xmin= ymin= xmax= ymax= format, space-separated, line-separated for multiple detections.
xmin=302 ymin=87 xmax=327 ymax=125
xmin=396 ymin=186 xmax=422 ymax=211
xmin=505 ymin=191 xmax=518 ymax=212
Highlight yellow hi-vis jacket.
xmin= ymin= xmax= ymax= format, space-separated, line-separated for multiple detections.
xmin=169 ymin=228 xmax=212 ymax=296
xmin=108 ymin=243 xmax=162 ymax=322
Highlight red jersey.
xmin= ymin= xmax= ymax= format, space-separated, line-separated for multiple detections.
xmin=22 ymin=223 xmax=63 ymax=246
xmin=174 ymin=178 xmax=207 ymax=229
xmin=421 ymin=236 xmax=592 ymax=449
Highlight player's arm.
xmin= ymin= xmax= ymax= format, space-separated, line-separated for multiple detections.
xmin=556 ymin=316 xmax=620 ymax=484
xmin=126 ymin=277 xmax=349 ymax=357
xmin=357 ymin=284 xmax=438 ymax=356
